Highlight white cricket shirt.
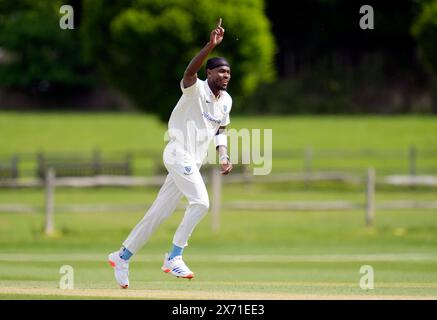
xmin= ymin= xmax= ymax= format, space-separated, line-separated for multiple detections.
xmin=167 ymin=78 xmax=232 ymax=164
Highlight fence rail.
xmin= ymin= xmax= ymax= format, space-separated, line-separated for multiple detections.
xmin=2 ymin=145 xmax=437 ymax=178
xmin=1 ymin=167 xmax=435 ymax=235
xmin=2 ymin=145 xmax=437 ymax=234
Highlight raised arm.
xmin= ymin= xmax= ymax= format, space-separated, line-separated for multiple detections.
xmin=182 ymin=18 xmax=225 ymax=88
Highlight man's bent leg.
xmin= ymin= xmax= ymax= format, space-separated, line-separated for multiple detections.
xmin=164 ymin=162 xmax=209 ymax=248
xmin=122 ymin=174 xmax=183 ymax=253
xmin=173 ymin=202 xmax=209 ymax=248
xmin=160 ymin=161 xmax=209 ymax=278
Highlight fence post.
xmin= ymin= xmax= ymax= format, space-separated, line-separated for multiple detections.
xmin=304 ymin=146 xmax=313 ymax=188
xmin=210 ymin=166 xmax=222 ymax=233
xmin=125 ymin=151 xmax=133 ymax=176
xmin=93 ymin=149 xmax=101 ymax=175
xmin=11 ymin=155 xmax=19 ymax=179
xmin=44 ymin=168 xmax=56 ymax=235
xmin=366 ymin=167 xmax=375 ymax=227
xmin=409 ymin=145 xmax=417 ymax=175
xmin=242 ymin=164 xmax=252 ymax=189
xmin=37 ymin=151 xmax=45 ymax=179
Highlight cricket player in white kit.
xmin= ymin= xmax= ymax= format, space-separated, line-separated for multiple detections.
xmin=108 ymin=18 xmax=233 ymax=288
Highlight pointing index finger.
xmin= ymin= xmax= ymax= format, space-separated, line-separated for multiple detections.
xmin=217 ymin=18 xmax=222 ymax=28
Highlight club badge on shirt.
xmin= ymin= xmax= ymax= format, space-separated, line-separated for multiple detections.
xmin=183 ymin=166 xmax=193 ymax=175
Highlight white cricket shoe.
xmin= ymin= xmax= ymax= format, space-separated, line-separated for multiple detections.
xmin=161 ymin=253 xmax=194 ymax=279
xmin=108 ymin=251 xmax=130 ymax=289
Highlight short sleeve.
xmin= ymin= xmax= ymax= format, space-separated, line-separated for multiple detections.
xmin=180 ymin=78 xmax=202 ymax=97
xmin=222 ymin=113 xmax=230 ymax=126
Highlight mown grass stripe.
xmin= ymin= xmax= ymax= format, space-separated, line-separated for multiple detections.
xmin=1 ymin=253 xmax=437 ymax=262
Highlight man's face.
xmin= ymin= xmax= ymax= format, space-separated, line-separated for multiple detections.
xmin=207 ymin=66 xmax=231 ymax=91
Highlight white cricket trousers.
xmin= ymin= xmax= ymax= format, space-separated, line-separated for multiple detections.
xmin=122 ymin=143 xmax=209 ymax=253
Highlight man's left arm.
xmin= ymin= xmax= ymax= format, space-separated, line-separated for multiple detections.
xmin=215 ymin=126 xmax=233 ymax=175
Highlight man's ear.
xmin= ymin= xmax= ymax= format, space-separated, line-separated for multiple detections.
xmin=206 ymin=69 xmax=211 ymax=78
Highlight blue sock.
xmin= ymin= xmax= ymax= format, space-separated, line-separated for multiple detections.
xmin=168 ymin=244 xmax=184 ymax=260
xmin=119 ymin=247 xmax=133 ymax=261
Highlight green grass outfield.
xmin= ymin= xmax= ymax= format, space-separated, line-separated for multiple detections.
xmin=1 ymin=112 xmax=437 ymax=152
xmin=0 ymin=209 xmax=437 ymax=299
xmin=0 ymin=112 xmax=437 ymax=299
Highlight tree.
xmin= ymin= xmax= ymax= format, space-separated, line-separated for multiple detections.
xmin=81 ymin=0 xmax=276 ymax=121
xmin=0 ymin=0 xmax=95 ymax=100
xmin=412 ymin=0 xmax=437 ymax=113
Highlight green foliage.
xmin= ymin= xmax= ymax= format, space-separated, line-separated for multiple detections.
xmin=245 ymin=55 xmax=407 ymax=114
xmin=412 ymin=0 xmax=437 ymax=75
xmin=81 ymin=0 xmax=276 ymax=121
xmin=0 ymin=1 xmax=96 ymax=96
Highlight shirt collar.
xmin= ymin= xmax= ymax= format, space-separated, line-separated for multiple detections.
xmin=204 ymin=79 xmax=222 ymax=101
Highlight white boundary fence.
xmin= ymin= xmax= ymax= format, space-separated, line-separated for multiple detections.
xmin=1 ymin=167 xmax=437 ymax=234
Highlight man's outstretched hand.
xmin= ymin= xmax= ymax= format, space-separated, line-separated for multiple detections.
xmin=220 ymin=157 xmax=233 ymax=175
xmin=210 ymin=18 xmax=224 ymax=47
